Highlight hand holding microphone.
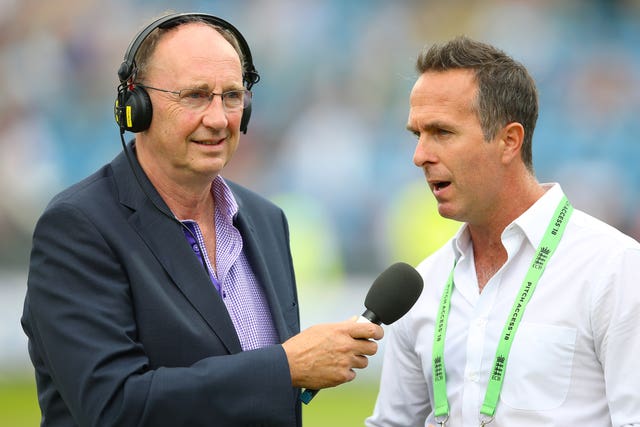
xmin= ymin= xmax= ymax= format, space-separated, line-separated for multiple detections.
xmin=282 ymin=262 xmax=423 ymax=404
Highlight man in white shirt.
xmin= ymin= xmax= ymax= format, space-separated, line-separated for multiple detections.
xmin=366 ymin=36 xmax=640 ymax=427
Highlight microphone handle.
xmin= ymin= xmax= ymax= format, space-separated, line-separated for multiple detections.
xmin=300 ymin=388 xmax=319 ymax=404
xmin=300 ymin=310 xmax=381 ymax=405
xmin=359 ymin=309 xmax=381 ymax=325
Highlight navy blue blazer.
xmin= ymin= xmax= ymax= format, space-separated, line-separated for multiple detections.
xmin=22 ymin=144 xmax=301 ymax=427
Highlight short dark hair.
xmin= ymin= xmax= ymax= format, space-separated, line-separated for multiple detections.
xmin=416 ymin=36 xmax=538 ymax=172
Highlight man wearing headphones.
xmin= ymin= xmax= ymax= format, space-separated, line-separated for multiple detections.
xmin=21 ymin=13 xmax=383 ymax=427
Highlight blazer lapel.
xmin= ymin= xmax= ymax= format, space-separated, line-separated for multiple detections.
xmin=111 ymin=145 xmax=242 ymax=353
xmin=233 ymin=199 xmax=293 ymax=343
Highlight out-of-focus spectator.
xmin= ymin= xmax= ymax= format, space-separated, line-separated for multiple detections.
xmin=2 ymin=0 xmax=640 ymax=277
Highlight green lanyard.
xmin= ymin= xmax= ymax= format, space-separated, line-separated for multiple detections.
xmin=432 ymin=196 xmax=573 ymax=426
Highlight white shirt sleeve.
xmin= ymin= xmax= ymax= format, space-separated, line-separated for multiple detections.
xmin=594 ymin=248 xmax=640 ymax=427
xmin=366 ymin=317 xmax=432 ymax=427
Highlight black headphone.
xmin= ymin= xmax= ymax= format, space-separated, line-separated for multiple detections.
xmin=114 ymin=12 xmax=260 ymax=134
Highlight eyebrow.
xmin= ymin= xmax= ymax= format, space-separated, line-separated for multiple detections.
xmin=184 ymin=81 xmax=245 ymax=91
xmin=406 ymin=121 xmax=453 ymax=134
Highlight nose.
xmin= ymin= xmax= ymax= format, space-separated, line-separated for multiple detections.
xmin=413 ymin=136 xmax=437 ymax=167
xmin=201 ymin=96 xmax=228 ymax=130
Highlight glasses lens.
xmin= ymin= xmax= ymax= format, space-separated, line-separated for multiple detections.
xmin=223 ymin=90 xmax=250 ymax=111
xmin=179 ymin=89 xmax=211 ymax=110
xmin=177 ymin=89 xmax=251 ymax=112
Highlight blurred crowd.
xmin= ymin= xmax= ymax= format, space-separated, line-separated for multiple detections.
xmin=2 ymin=0 xmax=640 ymax=286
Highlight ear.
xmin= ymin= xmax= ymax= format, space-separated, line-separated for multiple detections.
xmin=499 ymin=122 xmax=524 ymax=165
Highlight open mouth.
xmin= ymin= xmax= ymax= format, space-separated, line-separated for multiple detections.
xmin=432 ymin=181 xmax=451 ymax=191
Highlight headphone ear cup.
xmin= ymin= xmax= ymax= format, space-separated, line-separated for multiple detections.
xmin=240 ymin=103 xmax=251 ymax=134
xmin=114 ymin=86 xmax=152 ymax=133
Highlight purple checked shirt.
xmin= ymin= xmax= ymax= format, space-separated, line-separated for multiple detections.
xmin=181 ymin=176 xmax=279 ymax=351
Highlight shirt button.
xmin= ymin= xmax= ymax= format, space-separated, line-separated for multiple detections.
xmin=475 ymin=318 xmax=487 ymax=327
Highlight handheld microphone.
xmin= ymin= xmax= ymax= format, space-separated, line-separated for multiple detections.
xmin=300 ymin=262 xmax=424 ymax=404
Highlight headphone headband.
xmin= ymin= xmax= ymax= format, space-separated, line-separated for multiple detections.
xmin=115 ymin=12 xmax=259 ymax=134
xmin=118 ymin=12 xmax=259 ymax=89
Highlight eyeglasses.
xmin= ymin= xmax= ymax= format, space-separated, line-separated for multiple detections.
xmin=136 ymin=84 xmax=252 ymax=112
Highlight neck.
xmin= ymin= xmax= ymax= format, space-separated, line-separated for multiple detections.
xmin=134 ymin=143 xmax=216 ymax=221
xmin=141 ymin=165 xmax=215 ymax=221
xmin=469 ymin=175 xmax=546 ymax=291
xmin=471 ymin=236 xmax=507 ymax=292
xmin=470 ymin=174 xmax=545 ymax=244
xmin=158 ymin=183 xmax=214 ymax=221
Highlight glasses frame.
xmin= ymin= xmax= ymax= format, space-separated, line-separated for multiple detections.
xmin=135 ymin=83 xmax=252 ymax=113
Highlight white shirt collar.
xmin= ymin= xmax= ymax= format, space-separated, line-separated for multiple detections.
xmin=450 ymin=182 xmax=566 ymax=260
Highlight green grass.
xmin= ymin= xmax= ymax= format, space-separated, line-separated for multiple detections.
xmin=303 ymin=379 xmax=380 ymax=426
xmin=0 ymin=376 xmax=41 ymax=427
xmin=0 ymin=376 xmax=380 ymax=427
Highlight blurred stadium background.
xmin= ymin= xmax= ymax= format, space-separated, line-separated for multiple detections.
xmin=2 ymin=0 xmax=640 ymax=425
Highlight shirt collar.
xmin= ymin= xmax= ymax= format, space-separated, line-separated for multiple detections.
xmin=450 ymin=182 xmax=567 ymax=259
xmin=211 ymin=175 xmax=239 ymax=221
xmin=509 ymin=182 xmax=565 ymax=250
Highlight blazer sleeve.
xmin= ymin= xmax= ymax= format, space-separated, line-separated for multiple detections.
xmin=22 ymin=199 xmax=299 ymax=427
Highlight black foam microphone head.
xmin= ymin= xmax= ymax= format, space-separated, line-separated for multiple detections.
xmin=364 ymin=262 xmax=424 ymax=325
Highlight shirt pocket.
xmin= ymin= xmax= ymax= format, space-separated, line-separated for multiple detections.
xmin=499 ymin=322 xmax=577 ymax=410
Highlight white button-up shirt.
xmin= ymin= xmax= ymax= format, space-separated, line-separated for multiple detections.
xmin=367 ymin=184 xmax=640 ymax=427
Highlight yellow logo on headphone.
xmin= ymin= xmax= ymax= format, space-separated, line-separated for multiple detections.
xmin=126 ymin=106 xmax=133 ymax=128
